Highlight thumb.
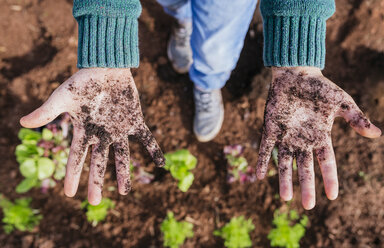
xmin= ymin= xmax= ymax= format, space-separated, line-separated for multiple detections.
xmin=20 ymin=89 xmax=71 ymax=128
xmin=338 ymin=102 xmax=381 ymax=138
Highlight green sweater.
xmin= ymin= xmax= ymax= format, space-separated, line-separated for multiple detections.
xmin=73 ymin=0 xmax=335 ymax=69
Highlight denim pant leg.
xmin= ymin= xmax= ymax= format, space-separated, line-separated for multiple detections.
xmin=156 ymin=0 xmax=192 ymax=23
xmin=189 ymin=0 xmax=258 ymax=90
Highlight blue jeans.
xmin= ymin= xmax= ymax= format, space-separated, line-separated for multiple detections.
xmin=157 ymin=0 xmax=258 ymax=90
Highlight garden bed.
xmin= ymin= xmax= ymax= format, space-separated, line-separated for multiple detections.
xmin=0 ymin=0 xmax=383 ymax=247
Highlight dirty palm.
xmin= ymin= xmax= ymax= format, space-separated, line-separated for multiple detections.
xmin=256 ymin=67 xmax=381 ymax=209
xmin=20 ymin=68 xmax=165 ymax=205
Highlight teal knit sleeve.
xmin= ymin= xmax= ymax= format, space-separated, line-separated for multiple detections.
xmin=73 ymin=0 xmax=142 ymax=68
xmin=260 ymin=0 xmax=335 ymax=69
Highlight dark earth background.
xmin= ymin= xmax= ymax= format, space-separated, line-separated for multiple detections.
xmin=0 ymin=0 xmax=384 ymax=247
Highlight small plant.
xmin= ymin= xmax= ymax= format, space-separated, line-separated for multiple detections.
xmin=81 ymin=198 xmax=115 ymax=226
xmin=130 ymin=160 xmax=154 ymax=184
xmin=160 ymin=211 xmax=194 ymax=248
xmin=15 ymin=115 xmax=71 ymax=193
xmin=214 ymin=216 xmax=255 ymax=248
xmin=0 ymin=194 xmax=42 ymax=233
xmin=223 ymin=145 xmax=256 ymax=183
xmin=164 ymin=149 xmax=197 ymax=192
xmin=268 ymin=210 xmax=308 ymax=248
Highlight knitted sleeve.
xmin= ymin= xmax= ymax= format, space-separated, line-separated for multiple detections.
xmin=73 ymin=0 xmax=142 ymax=68
xmin=260 ymin=0 xmax=335 ymax=69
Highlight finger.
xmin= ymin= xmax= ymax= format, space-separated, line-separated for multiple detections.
xmin=64 ymin=128 xmax=88 ymax=197
xmin=278 ymin=146 xmax=293 ymax=201
xmin=113 ymin=140 xmax=132 ymax=195
xmin=88 ymin=143 xmax=109 ymax=205
xmin=296 ymin=149 xmax=316 ymax=210
xmin=135 ymin=124 xmax=165 ymax=167
xmin=20 ymin=89 xmax=71 ymax=128
xmin=339 ymin=102 xmax=381 ymax=138
xmin=256 ymin=132 xmax=275 ymax=180
xmin=315 ymin=140 xmax=338 ymax=200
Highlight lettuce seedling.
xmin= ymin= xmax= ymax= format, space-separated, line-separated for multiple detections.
xmin=0 ymin=194 xmax=42 ymax=233
xmin=160 ymin=211 xmax=194 ymax=248
xmin=81 ymin=198 xmax=115 ymax=226
xmin=223 ymin=145 xmax=256 ymax=183
xmin=164 ymin=149 xmax=197 ymax=192
xmin=214 ymin=216 xmax=255 ymax=248
xmin=15 ymin=115 xmax=71 ymax=193
xmin=268 ymin=210 xmax=308 ymax=248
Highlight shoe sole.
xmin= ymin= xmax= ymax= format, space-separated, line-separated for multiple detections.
xmin=193 ymin=105 xmax=224 ymax=142
xmin=167 ymin=37 xmax=192 ymax=74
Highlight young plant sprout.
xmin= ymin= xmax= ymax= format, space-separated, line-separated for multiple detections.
xmin=223 ymin=145 xmax=256 ymax=183
xmin=214 ymin=216 xmax=255 ymax=248
xmin=81 ymin=198 xmax=115 ymax=226
xmin=15 ymin=114 xmax=71 ymax=193
xmin=164 ymin=149 xmax=197 ymax=192
xmin=130 ymin=160 xmax=154 ymax=184
xmin=0 ymin=194 xmax=42 ymax=233
xmin=268 ymin=210 xmax=308 ymax=248
xmin=160 ymin=211 xmax=194 ymax=248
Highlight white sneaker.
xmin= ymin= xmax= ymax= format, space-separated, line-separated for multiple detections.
xmin=167 ymin=21 xmax=193 ymax=74
xmin=193 ymin=86 xmax=224 ymax=142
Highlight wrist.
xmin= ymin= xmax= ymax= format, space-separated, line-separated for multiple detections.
xmin=271 ymin=66 xmax=322 ymax=77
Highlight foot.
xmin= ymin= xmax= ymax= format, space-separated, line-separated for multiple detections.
xmin=193 ymin=86 xmax=224 ymax=142
xmin=167 ymin=21 xmax=193 ymax=74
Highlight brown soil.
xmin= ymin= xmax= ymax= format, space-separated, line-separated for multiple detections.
xmin=0 ymin=0 xmax=383 ymax=247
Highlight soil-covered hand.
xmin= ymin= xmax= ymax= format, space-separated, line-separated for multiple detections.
xmin=256 ymin=67 xmax=381 ymax=210
xmin=20 ymin=68 xmax=165 ymax=205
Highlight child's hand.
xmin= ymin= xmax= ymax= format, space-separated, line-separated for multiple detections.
xmin=256 ymin=67 xmax=381 ymax=210
xmin=20 ymin=68 xmax=165 ymax=205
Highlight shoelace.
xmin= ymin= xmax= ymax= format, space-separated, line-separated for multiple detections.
xmin=174 ymin=27 xmax=191 ymax=47
xmin=196 ymin=91 xmax=213 ymax=113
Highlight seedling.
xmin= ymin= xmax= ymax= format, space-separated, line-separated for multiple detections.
xmin=0 ymin=194 xmax=42 ymax=233
xmin=15 ymin=115 xmax=71 ymax=193
xmin=214 ymin=216 xmax=255 ymax=248
xmin=164 ymin=149 xmax=197 ymax=192
xmin=268 ymin=210 xmax=308 ymax=248
xmin=223 ymin=145 xmax=256 ymax=183
xmin=81 ymin=198 xmax=115 ymax=226
xmin=130 ymin=160 xmax=154 ymax=184
xmin=160 ymin=211 xmax=194 ymax=248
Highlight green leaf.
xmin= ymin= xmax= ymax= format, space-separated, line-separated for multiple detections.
xmin=268 ymin=210 xmax=308 ymax=248
xmin=42 ymin=128 xmax=53 ymax=141
xmin=20 ymin=159 xmax=37 ymax=178
xmin=18 ymin=128 xmax=41 ymax=143
xmin=160 ymin=211 xmax=194 ymax=248
xmin=164 ymin=150 xmax=197 ymax=192
xmin=37 ymin=158 xmax=55 ymax=180
xmin=53 ymin=163 xmax=66 ymax=180
xmin=52 ymin=150 xmax=68 ymax=165
xmin=15 ymin=144 xmax=40 ymax=163
xmin=16 ymin=178 xmax=38 ymax=193
xmin=165 ymin=149 xmax=197 ymax=170
xmin=214 ymin=216 xmax=254 ymax=248
xmin=82 ymin=198 xmax=115 ymax=226
xmin=178 ymin=173 xmax=194 ymax=192
xmin=0 ymin=195 xmax=42 ymax=233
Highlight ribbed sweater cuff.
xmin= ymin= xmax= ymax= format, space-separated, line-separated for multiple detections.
xmin=76 ymin=15 xmax=139 ymax=68
xmin=263 ymin=16 xmax=327 ymax=69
